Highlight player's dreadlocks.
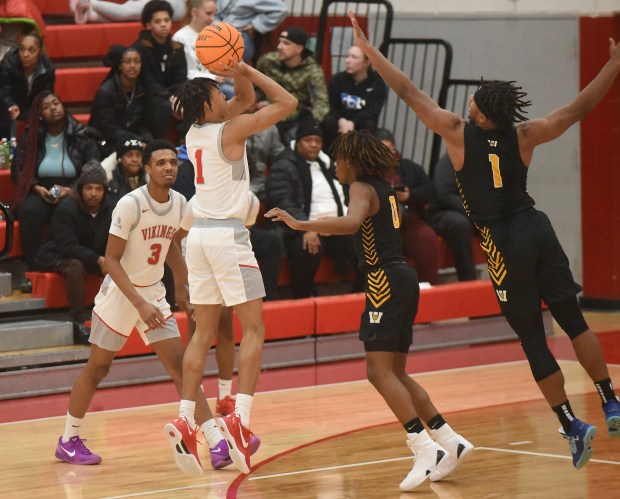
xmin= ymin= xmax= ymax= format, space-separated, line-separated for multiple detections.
xmin=473 ymin=79 xmax=532 ymax=130
xmin=331 ymin=130 xmax=397 ymax=178
xmin=173 ymin=77 xmax=221 ymax=124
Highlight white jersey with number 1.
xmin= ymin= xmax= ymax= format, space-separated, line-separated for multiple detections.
xmin=185 ymin=120 xmax=250 ymax=220
xmin=109 ymin=185 xmax=186 ymax=286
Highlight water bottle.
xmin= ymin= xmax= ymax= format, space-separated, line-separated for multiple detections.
xmin=9 ymin=137 xmax=16 ymax=161
xmin=1 ymin=139 xmax=9 ymax=170
xmin=0 ymin=139 xmax=5 ymax=169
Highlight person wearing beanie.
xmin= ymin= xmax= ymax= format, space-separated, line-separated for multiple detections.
xmin=256 ymin=25 xmax=330 ymax=144
xmin=107 ymin=133 xmax=146 ymax=208
xmin=266 ymin=110 xmax=357 ymax=298
xmin=34 ymin=159 xmax=113 ymax=345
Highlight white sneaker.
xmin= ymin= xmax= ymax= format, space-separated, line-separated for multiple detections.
xmin=399 ymin=434 xmax=450 ymax=491
xmin=429 ymin=433 xmax=474 ymax=481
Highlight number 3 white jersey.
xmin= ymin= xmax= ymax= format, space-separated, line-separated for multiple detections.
xmin=109 ymin=185 xmax=186 ymax=286
xmin=185 ymin=121 xmax=250 ymax=220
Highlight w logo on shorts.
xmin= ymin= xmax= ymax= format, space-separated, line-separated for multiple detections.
xmin=369 ymin=311 xmax=383 ymax=323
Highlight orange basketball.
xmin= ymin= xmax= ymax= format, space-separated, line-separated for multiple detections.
xmin=195 ymin=22 xmax=244 ymax=71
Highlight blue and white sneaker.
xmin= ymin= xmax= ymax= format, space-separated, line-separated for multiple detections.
xmin=558 ymin=419 xmax=597 ymax=469
xmin=603 ymin=398 xmax=620 ymax=438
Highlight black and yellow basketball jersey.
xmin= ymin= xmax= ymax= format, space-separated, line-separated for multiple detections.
xmin=353 ymin=175 xmax=405 ymax=269
xmin=456 ymin=123 xmax=535 ymax=222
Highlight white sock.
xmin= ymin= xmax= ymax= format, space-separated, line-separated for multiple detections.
xmin=235 ymin=393 xmax=253 ymax=427
xmin=62 ymin=412 xmax=83 ymax=443
xmin=202 ymin=418 xmax=223 ymax=448
xmin=429 ymin=423 xmax=457 ymax=443
xmin=407 ymin=429 xmax=433 ymax=447
xmin=218 ymin=378 xmax=232 ymax=399
xmin=179 ymin=399 xmax=196 ymax=429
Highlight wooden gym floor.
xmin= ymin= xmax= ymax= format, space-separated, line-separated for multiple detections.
xmin=1 ymin=313 xmax=619 ymax=498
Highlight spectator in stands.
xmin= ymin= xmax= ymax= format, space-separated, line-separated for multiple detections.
xmin=376 ymin=128 xmax=440 ymax=284
xmin=429 ymin=154 xmax=478 ymax=281
xmin=11 ymin=91 xmax=100 ymax=272
xmin=323 ymin=45 xmax=387 ymax=152
xmin=132 ymin=0 xmax=187 ymax=140
xmin=266 ymin=110 xmax=356 ymax=298
xmin=214 ymin=0 xmax=288 ymax=64
xmin=71 ymin=0 xmax=186 ymax=24
xmin=173 ymin=146 xmax=282 ymax=301
xmin=0 ymin=31 xmax=54 ymax=140
xmin=246 ymin=120 xmax=285 ymax=202
xmin=89 ymin=46 xmax=156 ymax=159
xmin=172 ymin=0 xmax=233 ymax=99
xmin=0 ymin=0 xmax=45 ymax=60
xmin=256 ymin=26 xmax=330 ymax=144
xmin=34 ymin=161 xmax=112 ymax=345
xmin=106 ymin=133 xmax=146 ymax=208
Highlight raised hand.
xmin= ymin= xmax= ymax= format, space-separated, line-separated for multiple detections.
xmin=349 ymin=10 xmax=370 ymax=48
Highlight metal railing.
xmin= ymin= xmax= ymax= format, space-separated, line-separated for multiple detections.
xmin=378 ymin=38 xmax=453 ymax=171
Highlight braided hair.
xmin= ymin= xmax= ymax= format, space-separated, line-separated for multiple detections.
xmin=173 ymin=77 xmax=220 ymax=124
xmin=12 ymin=90 xmax=63 ymax=209
xmin=473 ymin=79 xmax=532 ymax=130
xmin=330 ymin=130 xmax=397 ymax=179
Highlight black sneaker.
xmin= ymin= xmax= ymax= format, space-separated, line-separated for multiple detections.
xmin=72 ymin=321 xmax=91 ymax=345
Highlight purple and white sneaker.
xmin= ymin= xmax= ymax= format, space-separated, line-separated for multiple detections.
xmin=55 ymin=436 xmax=102 ymax=465
xmin=210 ymin=433 xmax=261 ymax=470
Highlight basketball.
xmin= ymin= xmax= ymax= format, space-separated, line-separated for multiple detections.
xmin=195 ymin=22 xmax=244 ymax=71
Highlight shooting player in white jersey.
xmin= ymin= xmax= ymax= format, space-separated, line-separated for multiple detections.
xmin=166 ymin=60 xmax=296 ymax=475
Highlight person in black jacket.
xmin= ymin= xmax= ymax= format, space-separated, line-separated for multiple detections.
xmin=376 ymin=128 xmax=440 ymax=284
xmin=89 ymin=46 xmax=156 ymax=159
xmin=132 ymin=0 xmax=187 ymax=140
xmin=0 ymin=31 xmax=55 ymax=138
xmin=266 ymin=111 xmax=356 ymax=298
xmin=322 ymin=45 xmax=387 ymax=153
xmin=11 ymin=91 xmax=100 ymax=270
xmin=35 ymin=161 xmax=112 ymax=344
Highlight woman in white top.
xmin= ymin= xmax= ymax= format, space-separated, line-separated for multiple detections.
xmin=171 ymin=0 xmax=233 ymax=98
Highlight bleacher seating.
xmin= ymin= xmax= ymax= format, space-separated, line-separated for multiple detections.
xmin=25 ymin=271 xmax=102 ymax=308
xmin=0 ymin=220 xmax=22 ymax=258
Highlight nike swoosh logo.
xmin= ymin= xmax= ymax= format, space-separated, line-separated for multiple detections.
xmin=239 ymin=431 xmax=249 ymax=449
xmin=157 ymin=297 xmax=165 ymax=302
xmin=60 ymin=446 xmax=76 ymax=457
xmin=211 ymin=447 xmax=224 ymax=454
xmin=366 ymin=87 xmax=374 ymax=92
xmin=142 ymin=208 xmax=150 ymax=213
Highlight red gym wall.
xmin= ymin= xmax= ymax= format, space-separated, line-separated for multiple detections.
xmin=580 ymin=15 xmax=620 ymax=308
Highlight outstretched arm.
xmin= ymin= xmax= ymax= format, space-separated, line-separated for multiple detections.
xmin=349 ymin=12 xmax=463 ymax=146
xmin=519 ymin=38 xmax=620 ymax=149
xmin=265 ymin=182 xmax=373 ymax=235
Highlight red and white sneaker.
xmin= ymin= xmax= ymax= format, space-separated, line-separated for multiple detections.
xmin=217 ymin=411 xmax=253 ymax=474
xmin=216 ymin=396 xmax=236 ymax=416
xmin=164 ymin=416 xmax=203 ymax=476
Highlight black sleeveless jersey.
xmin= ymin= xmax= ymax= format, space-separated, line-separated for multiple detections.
xmin=352 ymin=176 xmax=405 ymax=269
xmin=456 ymin=123 xmax=535 ymax=222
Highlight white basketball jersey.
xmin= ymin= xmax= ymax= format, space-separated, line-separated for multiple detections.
xmin=185 ymin=121 xmax=250 ymax=220
xmin=109 ymin=185 xmax=186 ymax=286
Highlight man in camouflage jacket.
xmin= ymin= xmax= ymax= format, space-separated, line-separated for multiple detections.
xmin=256 ymin=26 xmax=329 ymax=144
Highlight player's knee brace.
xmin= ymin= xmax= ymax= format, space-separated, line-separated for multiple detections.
xmin=546 ymin=296 xmax=589 ymax=339
xmin=504 ymin=310 xmax=560 ymax=381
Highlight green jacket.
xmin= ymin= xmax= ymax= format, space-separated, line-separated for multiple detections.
xmin=256 ymin=51 xmax=329 ymax=123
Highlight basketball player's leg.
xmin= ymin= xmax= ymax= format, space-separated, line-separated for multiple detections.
xmin=56 ymin=311 xmax=130 ymax=466
xmin=215 ymin=307 xmax=236 ymax=416
xmin=231 ymin=298 xmax=264 ymax=396
xmin=365 ymin=345 xmax=449 ymax=491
